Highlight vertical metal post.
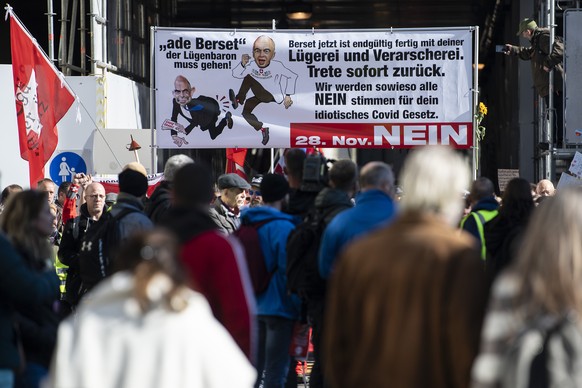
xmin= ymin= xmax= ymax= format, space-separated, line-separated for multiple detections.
xmin=150 ymin=27 xmax=157 ymax=174
xmin=548 ymin=0 xmax=562 ymax=181
xmin=472 ymin=26 xmax=479 ymax=180
xmin=47 ymin=0 xmax=55 ymax=62
xmin=80 ymin=0 xmax=85 ymax=73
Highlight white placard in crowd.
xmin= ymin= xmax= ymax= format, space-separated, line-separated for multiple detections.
xmin=153 ymin=28 xmax=475 ymax=149
xmin=568 ymin=151 xmax=582 ymax=177
xmin=557 ymin=172 xmax=582 ymax=190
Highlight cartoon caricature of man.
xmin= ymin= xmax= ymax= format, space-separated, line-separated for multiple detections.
xmin=229 ymin=35 xmax=298 ymax=146
xmin=164 ymin=75 xmax=233 ymax=147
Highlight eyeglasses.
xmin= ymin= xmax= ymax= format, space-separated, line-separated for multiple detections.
xmin=173 ymin=89 xmax=191 ymax=95
xmin=249 ymin=189 xmax=261 ymax=196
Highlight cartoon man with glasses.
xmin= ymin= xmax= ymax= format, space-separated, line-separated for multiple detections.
xmin=229 ymin=35 xmax=298 ymax=146
xmin=163 ymin=75 xmax=233 ymax=147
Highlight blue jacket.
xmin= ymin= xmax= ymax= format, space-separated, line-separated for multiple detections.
xmin=319 ymin=190 xmax=396 ymax=279
xmin=241 ymin=206 xmax=301 ymax=320
xmin=0 ymin=233 xmax=59 ymax=369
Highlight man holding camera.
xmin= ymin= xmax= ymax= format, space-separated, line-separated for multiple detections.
xmin=504 ymin=18 xmax=564 ymax=146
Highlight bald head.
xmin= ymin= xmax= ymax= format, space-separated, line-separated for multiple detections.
xmin=253 ymin=35 xmax=276 ymax=68
xmin=359 ymin=161 xmax=395 ymax=196
xmin=84 ymin=182 xmax=106 ymax=219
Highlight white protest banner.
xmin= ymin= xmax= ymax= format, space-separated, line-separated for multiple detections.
xmin=153 ymin=28 xmax=475 ymax=149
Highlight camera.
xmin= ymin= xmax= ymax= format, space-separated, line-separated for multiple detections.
xmin=300 ymin=154 xmax=333 ymax=192
xmin=496 ymin=45 xmax=508 ymax=53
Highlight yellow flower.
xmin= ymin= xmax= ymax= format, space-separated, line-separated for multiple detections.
xmin=479 ymin=102 xmax=488 ymax=115
xmin=475 ymin=102 xmax=488 ymax=142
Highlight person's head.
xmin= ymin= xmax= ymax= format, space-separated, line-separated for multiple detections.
xmin=284 ymin=149 xmax=307 ymax=189
xmin=469 ymin=177 xmax=495 ymax=205
xmin=57 ymin=181 xmax=72 ymax=206
xmin=328 ymin=159 xmax=358 ymax=195
xmin=105 ymin=192 xmax=118 ymax=208
xmin=112 ymin=229 xmax=190 ymax=313
xmin=399 ymin=146 xmax=470 ymax=227
xmin=217 ymin=173 xmax=251 ymax=210
xmin=37 ymin=178 xmax=56 ymax=204
xmin=516 ymin=17 xmax=538 ymax=39
xmin=173 ymin=75 xmax=194 ymax=106
xmin=499 ymin=178 xmax=535 ymax=224
xmin=249 ymin=175 xmax=264 ymax=207
xmin=163 ymin=154 xmax=194 ymax=182
xmin=515 ymin=188 xmax=582 ymax=316
xmin=1 ymin=184 xmax=23 ymax=205
xmin=84 ymin=183 xmax=106 ymax=219
xmin=253 ymin=35 xmax=276 ymax=68
xmin=173 ymin=163 xmax=215 ymax=207
xmin=0 ymin=190 xmax=55 ymax=258
xmin=118 ymin=164 xmax=148 ymax=198
xmin=536 ymin=179 xmax=555 ymax=197
xmin=359 ymin=161 xmax=395 ymax=196
xmin=260 ymin=173 xmax=289 ymax=209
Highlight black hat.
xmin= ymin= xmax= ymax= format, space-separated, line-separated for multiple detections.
xmin=260 ymin=173 xmax=289 ymax=203
xmin=218 ymin=173 xmax=251 ymax=190
xmin=251 ymin=174 xmax=263 ymax=188
xmin=118 ymin=169 xmax=148 ymax=197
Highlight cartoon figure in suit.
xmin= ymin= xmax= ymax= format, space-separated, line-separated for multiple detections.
xmin=163 ymin=75 xmax=233 ymax=147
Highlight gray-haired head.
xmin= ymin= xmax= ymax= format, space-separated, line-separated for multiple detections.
xmin=400 ymin=146 xmax=470 ymax=226
xmin=164 ymin=154 xmax=194 ymax=182
xmin=359 ymin=161 xmax=395 ymax=196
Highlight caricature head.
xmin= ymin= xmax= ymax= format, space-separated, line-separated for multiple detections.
xmin=253 ymin=35 xmax=276 ymax=68
xmin=173 ymin=75 xmax=195 ymax=106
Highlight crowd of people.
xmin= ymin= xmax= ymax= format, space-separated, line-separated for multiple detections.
xmin=1 ymin=145 xmax=581 ymax=388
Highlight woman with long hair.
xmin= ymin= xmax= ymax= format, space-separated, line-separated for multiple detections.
xmin=0 ymin=190 xmax=59 ymax=388
xmin=484 ymin=177 xmax=535 ymax=278
xmin=472 ymin=188 xmax=582 ymax=387
xmin=50 ymin=229 xmax=256 ymax=388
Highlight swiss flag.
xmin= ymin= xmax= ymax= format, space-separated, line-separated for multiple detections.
xmin=9 ymin=11 xmax=75 ymax=187
xmin=226 ymin=148 xmax=248 ymax=180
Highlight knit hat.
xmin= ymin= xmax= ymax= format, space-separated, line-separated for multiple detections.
xmin=260 ymin=173 xmax=289 ymax=203
xmin=218 ymin=173 xmax=251 ymax=190
xmin=118 ymin=169 xmax=148 ymax=197
xmin=516 ymin=18 xmax=537 ymax=36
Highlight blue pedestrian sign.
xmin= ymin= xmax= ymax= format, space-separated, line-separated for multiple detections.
xmin=49 ymin=152 xmax=87 ymax=186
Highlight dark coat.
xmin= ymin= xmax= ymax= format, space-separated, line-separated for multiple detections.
xmin=513 ymin=27 xmax=564 ymax=97
xmin=0 ymin=234 xmax=59 ymax=369
xmin=145 ymin=181 xmax=172 ymax=225
xmin=209 ymin=198 xmax=239 ymax=235
xmin=324 ymin=212 xmax=489 ymax=388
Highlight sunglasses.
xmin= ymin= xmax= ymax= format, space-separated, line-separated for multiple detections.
xmin=249 ymin=189 xmax=261 ymax=196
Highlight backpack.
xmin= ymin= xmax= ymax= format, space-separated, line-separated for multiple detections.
xmin=501 ymin=313 xmax=582 ymax=388
xmin=233 ymin=219 xmax=275 ymax=295
xmin=286 ymin=209 xmax=328 ymax=299
xmin=78 ymin=207 xmax=137 ymax=295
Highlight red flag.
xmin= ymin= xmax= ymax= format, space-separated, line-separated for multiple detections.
xmin=9 ymin=12 xmax=75 ymax=187
xmin=226 ymin=148 xmax=248 ymax=180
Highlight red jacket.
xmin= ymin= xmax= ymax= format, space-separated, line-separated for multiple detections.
xmin=161 ymin=207 xmax=256 ymax=361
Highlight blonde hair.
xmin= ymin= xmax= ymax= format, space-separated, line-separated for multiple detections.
xmin=514 ymin=188 xmax=582 ymax=316
xmin=399 ymin=146 xmax=470 ymax=226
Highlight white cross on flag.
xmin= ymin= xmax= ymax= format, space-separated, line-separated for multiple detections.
xmin=9 ymin=9 xmax=75 ymax=187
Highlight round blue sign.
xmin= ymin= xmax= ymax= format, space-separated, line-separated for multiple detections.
xmin=49 ymin=152 xmax=87 ymax=186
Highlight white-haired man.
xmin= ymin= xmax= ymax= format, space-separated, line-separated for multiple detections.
xmin=146 ymin=154 xmax=194 ymax=224
xmin=323 ymin=146 xmax=489 ymax=388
